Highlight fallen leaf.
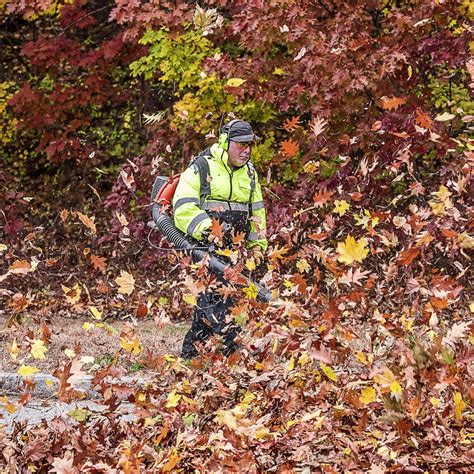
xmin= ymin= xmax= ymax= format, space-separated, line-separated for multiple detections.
xmin=30 ymin=339 xmax=48 ymax=360
xmin=115 ymin=270 xmax=135 ymax=295
xmin=18 ymin=365 xmax=39 ymax=378
xmin=77 ymin=212 xmax=97 ymax=234
xmin=226 ymin=77 xmax=245 ymax=87
xmin=360 ymin=386 xmax=377 ymax=404
xmin=337 ymin=235 xmax=369 ymax=265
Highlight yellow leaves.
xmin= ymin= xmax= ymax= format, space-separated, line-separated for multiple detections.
xmin=359 ymin=386 xmax=377 ymax=405
xmin=333 ymin=200 xmax=350 ymax=216
xmin=183 ymin=293 xmax=197 ymax=306
xmin=298 ymin=351 xmax=311 ymax=366
xmin=214 ymin=408 xmax=239 ymax=431
xmin=88 ymin=306 xmax=102 ymax=320
xmin=373 ymin=367 xmax=403 ymax=400
xmin=242 ymin=283 xmax=258 ymax=299
xmin=337 ymin=235 xmax=369 ymax=265
xmin=120 ymin=336 xmax=142 ymax=355
xmin=354 ymin=209 xmax=379 ymax=229
xmin=285 ymin=356 xmax=295 ymax=372
xmin=245 ymin=257 xmax=256 ymax=271
xmin=453 ymin=392 xmax=467 ymax=421
xmin=18 ymin=365 xmax=39 ymax=378
xmin=226 ymin=78 xmax=245 ymax=87
xmin=82 ymin=321 xmax=94 ymax=331
xmin=115 ymin=270 xmax=135 ymax=295
xmin=30 ymin=339 xmax=48 ymax=360
xmin=303 ymin=160 xmax=319 ymax=174
xmin=77 ymin=211 xmax=97 ymax=234
xmin=296 ymin=258 xmax=310 ymax=273
xmin=429 ymin=185 xmax=453 ymax=216
xmin=166 ymin=389 xmax=181 ymax=408
xmin=0 ymin=243 xmax=7 ymax=252
xmin=320 ymin=362 xmax=337 ymax=382
xmin=61 ymin=283 xmax=82 ymax=304
xmin=8 ymin=338 xmax=19 ymax=361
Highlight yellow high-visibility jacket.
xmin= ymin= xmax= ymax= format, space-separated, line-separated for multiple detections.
xmin=173 ymin=143 xmax=267 ymax=251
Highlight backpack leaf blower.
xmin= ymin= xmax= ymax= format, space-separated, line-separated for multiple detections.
xmin=150 ymin=175 xmax=273 ymax=303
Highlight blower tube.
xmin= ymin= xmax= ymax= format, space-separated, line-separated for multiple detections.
xmin=150 ymin=180 xmax=272 ymax=303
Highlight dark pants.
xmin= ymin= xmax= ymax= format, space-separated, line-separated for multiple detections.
xmin=181 ymin=291 xmax=240 ymax=358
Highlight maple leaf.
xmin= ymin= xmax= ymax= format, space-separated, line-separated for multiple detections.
xmin=30 ymin=339 xmax=48 ymax=359
xmin=50 ymin=450 xmax=77 ymax=474
xmin=90 ymin=254 xmax=107 ymax=271
xmin=280 ymin=139 xmax=299 ymax=157
xmin=77 ymin=212 xmax=97 ymax=234
xmin=120 ymin=169 xmax=135 ymax=190
xmin=120 ymin=335 xmax=142 ymax=354
xmin=223 ymin=264 xmax=247 ymax=286
xmin=283 ymin=115 xmax=301 ymax=132
xmin=359 ymin=386 xmax=377 ymax=405
xmin=337 ymin=235 xmax=369 ymax=265
xmin=310 ymin=116 xmax=327 ymax=139
xmin=209 ymin=218 xmax=224 ymax=241
xmin=381 ymin=96 xmax=407 ymax=110
xmin=115 ymin=270 xmax=135 ymax=295
xmin=333 ymin=199 xmax=350 ymax=216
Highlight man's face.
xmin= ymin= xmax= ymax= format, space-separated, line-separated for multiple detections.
xmin=227 ymin=140 xmax=252 ymax=168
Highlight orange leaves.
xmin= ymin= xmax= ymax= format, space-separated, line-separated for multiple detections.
xmin=415 ymin=109 xmax=433 ymax=129
xmin=313 ymin=189 xmax=333 ymax=207
xmin=397 ymin=246 xmax=420 ymax=265
xmin=90 ymin=254 xmax=107 ymax=272
xmin=280 ymin=139 xmax=299 ymax=158
xmin=380 ymin=95 xmax=407 ymax=110
xmin=210 ymin=218 xmax=224 ymax=241
xmin=283 ymin=115 xmax=301 ymax=132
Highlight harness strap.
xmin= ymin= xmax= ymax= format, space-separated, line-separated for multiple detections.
xmin=190 ymin=150 xmax=211 ymax=205
xmin=247 ymin=162 xmax=256 ymax=217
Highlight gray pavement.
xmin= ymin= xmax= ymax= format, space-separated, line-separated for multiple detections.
xmin=0 ymin=372 xmax=146 ymax=430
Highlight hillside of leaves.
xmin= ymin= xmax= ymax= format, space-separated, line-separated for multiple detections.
xmin=0 ymin=0 xmax=473 ymax=471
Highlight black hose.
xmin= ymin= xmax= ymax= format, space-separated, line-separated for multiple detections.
xmin=151 ymin=202 xmax=272 ymax=302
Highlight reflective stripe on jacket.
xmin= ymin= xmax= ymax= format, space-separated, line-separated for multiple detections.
xmin=172 ymin=143 xmax=268 ymax=251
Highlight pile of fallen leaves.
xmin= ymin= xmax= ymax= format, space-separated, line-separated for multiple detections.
xmin=0 ymin=209 xmax=472 ymax=471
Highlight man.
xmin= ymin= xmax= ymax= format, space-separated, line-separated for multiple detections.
xmin=172 ymin=119 xmax=268 ymax=358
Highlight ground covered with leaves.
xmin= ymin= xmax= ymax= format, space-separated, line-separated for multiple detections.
xmin=1 ymin=0 xmax=473 ymax=472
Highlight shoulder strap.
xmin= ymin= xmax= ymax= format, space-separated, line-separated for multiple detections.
xmin=190 ymin=149 xmax=211 ymax=200
xmin=246 ymin=162 xmax=256 ymax=215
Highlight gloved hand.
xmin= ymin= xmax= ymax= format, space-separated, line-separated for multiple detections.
xmin=252 ymin=248 xmax=264 ymax=266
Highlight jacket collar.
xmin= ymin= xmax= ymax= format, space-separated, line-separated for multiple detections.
xmin=210 ymin=142 xmax=232 ymax=172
